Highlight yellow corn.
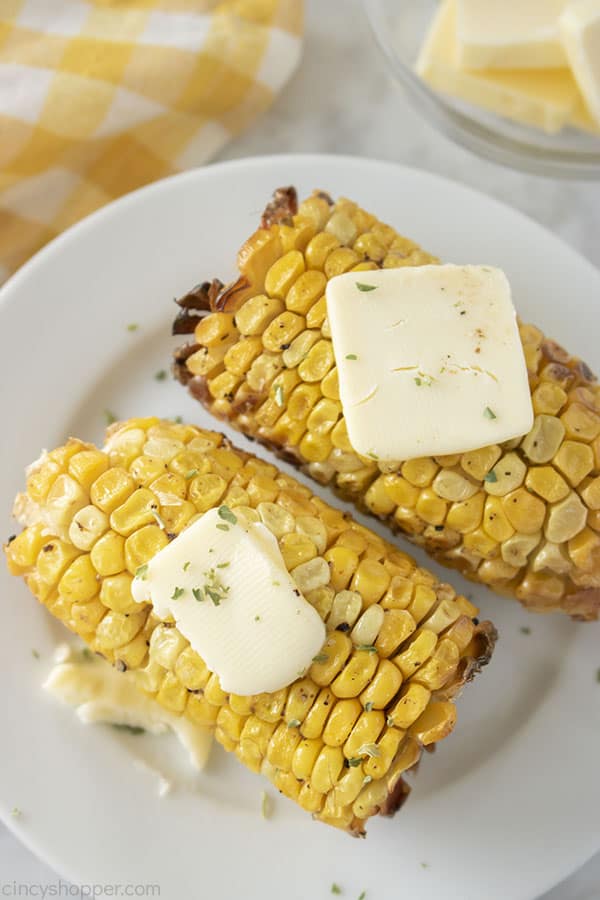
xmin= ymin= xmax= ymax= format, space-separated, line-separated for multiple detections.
xmin=5 ymin=418 xmax=495 ymax=836
xmin=174 ymin=187 xmax=600 ymax=620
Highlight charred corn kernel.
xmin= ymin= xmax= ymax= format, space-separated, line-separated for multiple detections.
xmin=279 ymin=532 xmax=317 ymax=569
xmin=360 ymin=659 xmax=403 ymax=709
xmin=533 ymin=541 xmax=571 ymax=575
xmin=265 ymin=251 xmax=305 ymax=300
xmin=545 ymin=492 xmax=588 ymax=543
xmin=387 ymin=683 xmax=431 ymax=729
xmin=525 ymin=466 xmax=570 ymax=503
xmin=415 ymin=490 xmax=446 ymax=526
xmin=501 ymin=532 xmax=541 ymax=568
xmin=298 ymin=340 xmax=334 ymax=383
xmin=149 ymin=623 xmax=188 ymax=669
xmin=69 ymin=505 xmax=109 ymax=552
xmin=409 ymin=701 xmax=456 ymax=745
xmin=553 ymin=441 xmax=594 ymax=487
xmin=516 ymin=571 xmax=565 ymax=607
xmin=351 ymin=605 xmax=385 ymax=646
xmin=432 ymin=470 xmax=478 ymax=502
xmin=99 ymin=572 xmax=139 ymax=614
xmin=332 ymin=650 xmax=379 ymax=698
xmin=323 ymin=698 xmax=363 ymax=746
xmin=262 ymin=311 xmax=306 ymax=352
xmin=209 ymin=370 xmax=241 ymax=403
xmin=484 ymin=453 xmax=526 ymax=497
xmin=581 ymin=476 xmax=600 ymax=510
xmin=236 ymin=295 xmax=284 ymax=336
xmin=363 ymin=728 xmax=405 ymax=780
xmin=562 ymin=403 xmax=600 ymax=441
xmin=381 ymin=577 xmax=414 ymax=611
xmin=91 ymin=468 xmax=135 ymax=514
xmin=414 ymin=639 xmax=460 ymax=691
xmin=68 ymin=451 xmax=109 ymax=490
xmin=350 ymin=560 xmax=390 ymax=607
xmin=483 ymin=496 xmax=515 ymax=542
xmin=9 ymin=417 xmax=494 ymax=831
xmin=445 ymin=492 xmax=486 ymax=534
xmin=502 ymin=489 xmax=546 ymax=535
xmin=394 ymin=630 xmax=437 ymax=678
xmin=175 ymin=647 xmax=210 ymax=692
xmin=460 ymin=445 xmax=502 ymax=481
xmin=90 ymin=530 xmax=125 ymax=576
xmin=292 ymin=557 xmax=330 ymax=593
xmin=408 ymin=584 xmax=438 ymax=624
xmin=96 ymin=609 xmax=146 ymax=650
xmin=343 ymin=710 xmax=385 ymax=759
xmin=58 ymin=554 xmax=98 ymax=603
xmin=327 ymin=590 xmax=363 ymax=630
xmin=311 ymin=631 xmax=353 ymax=686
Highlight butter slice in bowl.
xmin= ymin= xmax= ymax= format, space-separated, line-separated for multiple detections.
xmin=131 ymin=506 xmax=325 ymax=697
xmin=326 ymin=264 xmax=533 ymax=462
xmin=560 ymin=0 xmax=600 ymax=127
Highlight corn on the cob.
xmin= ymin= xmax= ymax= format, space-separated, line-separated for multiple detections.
xmin=173 ymin=187 xmax=600 ymax=621
xmin=5 ymin=418 xmax=495 ymax=835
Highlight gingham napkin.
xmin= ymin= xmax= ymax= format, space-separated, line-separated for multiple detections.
xmin=0 ymin=0 xmax=303 ymax=283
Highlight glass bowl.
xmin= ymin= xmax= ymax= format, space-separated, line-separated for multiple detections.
xmin=364 ymin=0 xmax=600 ymax=179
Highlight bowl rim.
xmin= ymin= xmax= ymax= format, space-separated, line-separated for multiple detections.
xmin=364 ymin=0 xmax=600 ymax=180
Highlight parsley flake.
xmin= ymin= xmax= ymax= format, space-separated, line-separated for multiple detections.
xmin=274 ymin=384 xmax=284 ymax=407
xmin=216 ymin=524 xmax=229 ymax=531
xmin=218 ymin=505 xmax=237 ymax=525
xmin=11 ymin=807 xmax=21 ymax=818
xmin=135 ymin=564 xmax=149 ymax=580
xmin=484 ymin=470 xmax=498 ymax=483
xmin=192 ymin=588 xmax=204 ymax=602
xmin=358 ymin=743 xmax=380 ymax=758
xmin=254 ymin=615 xmax=261 ymax=622
xmin=347 ymin=758 xmax=362 ymax=768
xmin=173 ymin=415 xmax=183 ymax=424
xmin=260 ymin=790 xmax=271 ymax=820
xmin=217 ymin=562 xmax=230 ymax=569
xmin=421 ymin=862 xmax=429 ymax=869
xmin=331 ymin=886 xmax=342 ymax=896
xmin=356 ymin=282 xmax=377 ymax=292
xmin=104 ymin=409 xmax=118 ymax=425
xmin=356 ymin=645 xmax=377 ymax=653
xmin=596 ymin=668 xmax=600 ymax=683
xmin=126 ymin=323 xmax=139 ymax=332
xmin=484 ymin=406 xmax=497 ymax=420
xmin=345 ymin=354 xmax=358 ymax=361
xmin=287 ymin=719 xmax=301 ymax=729
xmin=154 ymin=370 xmax=167 ymax=382
xmin=111 ymin=724 xmax=145 ymax=735
xmin=183 ymin=561 xmax=191 ymax=572
xmin=365 ymin=702 xmax=374 ymax=712
xmin=312 ymin=653 xmax=329 ymax=664
xmin=31 ymin=649 xmax=40 ymax=660
xmin=185 ymin=469 xmax=199 ymax=480
xmin=358 ymin=893 xmax=367 ymax=900
xmin=520 ymin=626 xmax=531 ymax=635
xmin=81 ymin=648 xmax=94 ymax=662
xmin=171 ymin=586 xmax=185 ymax=600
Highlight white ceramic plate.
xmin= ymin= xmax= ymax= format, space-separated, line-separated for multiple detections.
xmin=1 ymin=155 xmax=599 ymax=900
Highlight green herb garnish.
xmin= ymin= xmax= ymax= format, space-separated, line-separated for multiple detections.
xmin=356 ymin=282 xmax=377 ymax=292
xmin=135 ymin=564 xmax=149 ymax=580
xmin=171 ymin=586 xmax=185 ymax=600
xmin=260 ymin=790 xmax=271 ymax=820
xmin=345 ymin=354 xmax=358 ymax=361
xmin=331 ymin=886 xmax=342 ymax=896
xmin=218 ymin=505 xmax=237 ymax=525
xmin=104 ymin=409 xmax=118 ymax=425
xmin=192 ymin=588 xmax=204 ymax=602
xmin=365 ymin=702 xmax=374 ymax=712
xmin=484 ymin=406 xmax=497 ymax=420
xmin=596 ymin=668 xmax=600 ymax=683
xmin=152 ymin=509 xmax=166 ymax=530
xmin=111 ymin=724 xmax=145 ymax=735
xmin=217 ymin=562 xmax=230 ymax=569
xmin=484 ymin=470 xmax=498 ymax=483
xmin=154 ymin=370 xmax=167 ymax=382
xmin=185 ymin=469 xmax=199 ymax=480
xmin=274 ymin=385 xmax=284 ymax=407
xmin=173 ymin=415 xmax=183 ymax=424
xmin=312 ymin=653 xmax=329 ymax=664
xmin=216 ymin=524 xmax=229 ymax=531
xmin=358 ymin=893 xmax=367 ymax=900
xmin=421 ymin=862 xmax=429 ymax=869
xmin=31 ymin=649 xmax=40 ymax=660
xmin=347 ymin=758 xmax=362 ymax=768
xmin=255 ymin=615 xmax=261 ymax=622
xmin=81 ymin=648 xmax=94 ymax=662
xmin=126 ymin=323 xmax=138 ymax=332
xmin=287 ymin=719 xmax=301 ymax=729
xmin=183 ymin=561 xmax=191 ymax=572
xmin=200 ymin=568 xmax=230 ymax=607
xmin=356 ymin=645 xmax=377 ymax=653
xmin=520 ymin=626 xmax=531 ymax=635
xmin=11 ymin=807 xmax=21 ymax=818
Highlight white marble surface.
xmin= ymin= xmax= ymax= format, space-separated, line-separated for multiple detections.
xmin=1 ymin=1 xmax=599 ymax=897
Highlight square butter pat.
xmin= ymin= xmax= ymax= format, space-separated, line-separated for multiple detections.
xmin=326 ymin=264 xmax=533 ymax=462
xmin=456 ymin=0 xmax=569 ymax=69
xmin=417 ymin=0 xmax=580 ymax=133
xmin=560 ymin=0 xmax=600 ymax=127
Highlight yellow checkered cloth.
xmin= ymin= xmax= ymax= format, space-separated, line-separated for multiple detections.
xmin=0 ymin=0 xmax=303 ymax=282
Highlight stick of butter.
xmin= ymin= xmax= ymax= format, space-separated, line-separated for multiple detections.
xmin=560 ymin=0 xmax=600 ymax=127
xmin=416 ymin=0 xmax=581 ymax=133
xmin=456 ymin=0 xmax=569 ymax=70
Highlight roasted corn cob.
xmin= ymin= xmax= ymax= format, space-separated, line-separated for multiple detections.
xmin=5 ymin=418 xmax=495 ymax=834
xmin=173 ymin=186 xmax=600 ymax=621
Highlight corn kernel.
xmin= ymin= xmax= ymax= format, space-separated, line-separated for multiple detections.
xmin=553 ymin=440 xmax=594 ymax=487
xmin=545 ymin=491 xmax=588 ymax=543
